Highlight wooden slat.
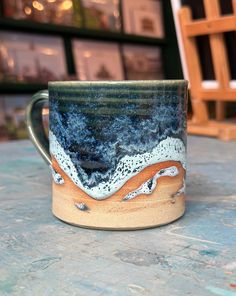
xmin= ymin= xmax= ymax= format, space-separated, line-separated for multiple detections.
xmin=216 ymin=101 xmax=226 ymax=120
xmin=188 ymin=121 xmax=219 ymax=136
xmin=179 ymin=1 xmax=236 ymax=139
xmin=200 ymin=90 xmax=236 ymax=100
xmin=188 ymin=120 xmax=236 ymax=140
xmin=184 ymin=15 xmax=236 ymax=37
xmin=178 ymin=7 xmax=209 ymax=123
xmin=204 ymin=0 xmax=229 ymax=120
xmin=190 ymin=97 xmax=209 ymax=123
xmin=218 ymin=125 xmax=236 ymax=140
xmin=233 ymin=0 xmax=236 ymax=15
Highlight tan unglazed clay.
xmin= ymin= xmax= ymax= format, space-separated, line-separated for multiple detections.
xmin=52 ymin=157 xmax=185 ymax=229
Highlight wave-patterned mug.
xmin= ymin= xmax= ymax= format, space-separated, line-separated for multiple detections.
xmin=27 ymin=80 xmax=188 ymax=230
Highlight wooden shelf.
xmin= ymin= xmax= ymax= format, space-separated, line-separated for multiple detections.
xmin=0 ymin=17 xmax=167 ymax=46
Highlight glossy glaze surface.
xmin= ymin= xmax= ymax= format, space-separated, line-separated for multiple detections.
xmin=49 ymin=81 xmax=187 ymax=201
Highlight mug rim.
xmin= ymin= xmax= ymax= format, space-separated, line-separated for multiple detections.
xmin=48 ymin=80 xmax=188 ymax=88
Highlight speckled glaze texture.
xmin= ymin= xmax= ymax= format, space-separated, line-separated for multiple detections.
xmin=48 ymin=80 xmax=188 ymax=229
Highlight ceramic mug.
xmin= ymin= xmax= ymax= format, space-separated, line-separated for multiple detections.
xmin=27 ymin=80 xmax=188 ymax=230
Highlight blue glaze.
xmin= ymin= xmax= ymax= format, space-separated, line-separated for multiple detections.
xmin=48 ymin=81 xmax=187 ymax=193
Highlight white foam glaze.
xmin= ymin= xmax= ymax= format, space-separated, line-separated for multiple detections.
xmin=172 ymin=179 xmax=186 ymax=198
xmin=50 ymin=165 xmax=64 ymax=185
xmin=49 ymin=131 xmax=186 ymax=200
xmin=123 ymin=166 xmax=179 ymax=201
xmin=75 ymin=202 xmax=90 ymax=211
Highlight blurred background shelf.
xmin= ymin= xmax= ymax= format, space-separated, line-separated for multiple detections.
xmin=0 ymin=0 xmax=183 ymax=141
xmin=0 ymin=17 xmax=167 ymax=45
xmin=0 ymin=83 xmax=47 ymax=94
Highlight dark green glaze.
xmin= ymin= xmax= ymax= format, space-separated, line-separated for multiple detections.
xmin=48 ymin=80 xmax=187 ymax=93
xmin=26 ymin=90 xmax=51 ymax=165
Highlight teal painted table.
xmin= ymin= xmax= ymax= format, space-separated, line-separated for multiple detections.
xmin=0 ymin=136 xmax=236 ymax=296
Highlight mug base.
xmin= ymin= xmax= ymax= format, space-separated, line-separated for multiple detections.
xmin=53 ymin=209 xmax=185 ymax=231
xmin=52 ymin=188 xmax=185 ymax=230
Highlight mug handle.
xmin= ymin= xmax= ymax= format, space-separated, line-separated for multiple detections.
xmin=26 ymin=90 xmax=51 ymax=165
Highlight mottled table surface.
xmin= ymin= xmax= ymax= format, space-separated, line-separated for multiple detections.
xmin=0 ymin=136 xmax=236 ymax=296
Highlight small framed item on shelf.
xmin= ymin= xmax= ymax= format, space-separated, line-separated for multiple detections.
xmin=0 ymin=31 xmax=68 ymax=84
xmin=0 ymin=95 xmax=31 ymax=141
xmin=72 ymin=40 xmax=124 ymax=80
xmin=81 ymin=0 xmax=121 ymax=31
xmin=122 ymin=44 xmax=164 ymax=80
xmin=122 ymin=0 xmax=164 ymax=38
xmin=2 ymin=0 xmax=80 ymax=27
